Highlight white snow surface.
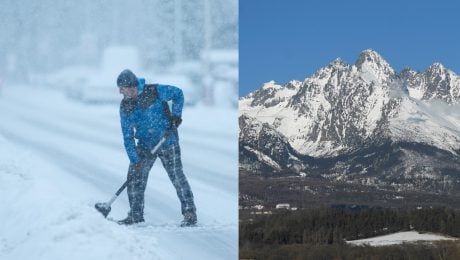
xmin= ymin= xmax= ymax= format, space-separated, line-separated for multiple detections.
xmin=347 ymin=231 xmax=457 ymax=246
xmin=243 ymin=146 xmax=281 ymax=171
xmin=390 ymin=96 xmax=460 ymax=154
xmin=0 ymin=85 xmax=237 ymax=259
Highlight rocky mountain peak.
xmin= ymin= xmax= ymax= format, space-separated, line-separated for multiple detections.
xmin=356 ymin=49 xmax=385 ymax=64
xmin=328 ymin=58 xmax=347 ymax=68
xmin=261 ymin=80 xmax=280 ymax=90
xmin=355 ymin=49 xmax=395 ymax=79
xmin=240 ymin=50 xmax=460 ymax=193
xmin=427 ymin=62 xmax=446 ymax=75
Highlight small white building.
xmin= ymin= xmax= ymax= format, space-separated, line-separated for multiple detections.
xmin=252 ymin=205 xmax=264 ymax=210
xmin=275 ymin=203 xmax=290 ymax=209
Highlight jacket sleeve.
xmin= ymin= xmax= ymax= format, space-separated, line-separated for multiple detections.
xmin=120 ymin=111 xmax=139 ymax=164
xmin=158 ymin=85 xmax=184 ymax=117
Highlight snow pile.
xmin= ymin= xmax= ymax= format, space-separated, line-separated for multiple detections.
xmin=0 ymin=135 xmax=162 ymax=260
xmin=346 ymin=231 xmax=457 ymax=246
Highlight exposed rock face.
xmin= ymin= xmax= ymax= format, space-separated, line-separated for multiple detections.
xmin=239 ymin=49 xmax=460 ymax=193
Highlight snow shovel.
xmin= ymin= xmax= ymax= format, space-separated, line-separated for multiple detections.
xmin=95 ymin=128 xmax=175 ymax=218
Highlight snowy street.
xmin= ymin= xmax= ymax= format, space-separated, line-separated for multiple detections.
xmin=0 ymin=85 xmax=238 ymax=259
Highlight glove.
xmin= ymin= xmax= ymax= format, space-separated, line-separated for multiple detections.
xmin=129 ymin=162 xmax=144 ymax=176
xmin=172 ymin=116 xmax=182 ymax=127
xmin=136 ymin=147 xmax=149 ymax=159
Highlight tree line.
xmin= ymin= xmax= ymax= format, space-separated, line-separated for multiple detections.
xmin=240 ymin=207 xmax=460 ymax=259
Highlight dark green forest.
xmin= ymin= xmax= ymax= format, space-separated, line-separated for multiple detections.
xmin=241 ymin=242 xmax=460 ymax=260
xmin=240 ymin=207 xmax=460 ymax=259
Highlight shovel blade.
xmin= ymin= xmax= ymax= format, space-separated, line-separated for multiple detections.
xmin=95 ymin=202 xmax=111 ymax=218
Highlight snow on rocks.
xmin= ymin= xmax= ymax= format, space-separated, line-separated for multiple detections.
xmin=240 ymin=49 xmax=460 ymax=157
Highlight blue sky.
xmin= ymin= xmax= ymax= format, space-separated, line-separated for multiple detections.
xmin=240 ymin=0 xmax=460 ymax=96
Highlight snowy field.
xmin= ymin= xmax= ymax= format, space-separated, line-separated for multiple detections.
xmin=346 ymin=231 xmax=457 ymax=246
xmin=0 ymin=85 xmax=238 ymax=259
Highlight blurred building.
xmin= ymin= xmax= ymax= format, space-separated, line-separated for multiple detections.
xmin=0 ymin=0 xmax=238 ymax=106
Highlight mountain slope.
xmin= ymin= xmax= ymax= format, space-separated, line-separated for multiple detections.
xmin=239 ymin=49 xmax=460 ymax=193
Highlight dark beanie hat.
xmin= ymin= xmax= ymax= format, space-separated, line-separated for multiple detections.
xmin=117 ymin=69 xmax=138 ymax=88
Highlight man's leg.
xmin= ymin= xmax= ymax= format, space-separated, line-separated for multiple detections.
xmin=158 ymin=143 xmax=196 ymax=218
xmin=125 ymin=153 xmax=156 ymax=222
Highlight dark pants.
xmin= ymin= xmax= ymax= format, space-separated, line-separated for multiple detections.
xmin=126 ymin=143 xmax=196 ymax=220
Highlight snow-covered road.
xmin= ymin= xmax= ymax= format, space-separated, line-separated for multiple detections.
xmin=0 ymin=85 xmax=238 ymax=259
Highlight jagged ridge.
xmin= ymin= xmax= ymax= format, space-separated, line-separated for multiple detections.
xmin=239 ymin=49 xmax=460 ymax=193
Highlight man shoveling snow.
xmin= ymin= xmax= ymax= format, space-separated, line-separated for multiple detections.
xmin=96 ymin=69 xmax=197 ymax=227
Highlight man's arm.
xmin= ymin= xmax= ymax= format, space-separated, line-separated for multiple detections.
xmin=120 ymin=111 xmax=139 ymax=164
xmin=158 ymin=84 xmax=184 ymax=118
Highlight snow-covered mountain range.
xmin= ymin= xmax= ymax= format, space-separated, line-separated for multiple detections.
xmin=239 ymin=49 xmax=460 ymax=193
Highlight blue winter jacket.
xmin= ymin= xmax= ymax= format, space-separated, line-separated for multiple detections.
xmin=120 ymin=82 xmax=184 ymax=164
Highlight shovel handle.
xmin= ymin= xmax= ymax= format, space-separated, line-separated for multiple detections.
xmin=106 ymin=127 xmax=177 ymax=207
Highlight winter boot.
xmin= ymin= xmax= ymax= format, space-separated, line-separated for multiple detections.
xmin=180 ymin=211 xmax=197 ymax=227
xmin=117 ymin=215 xmax=145 ymax=225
